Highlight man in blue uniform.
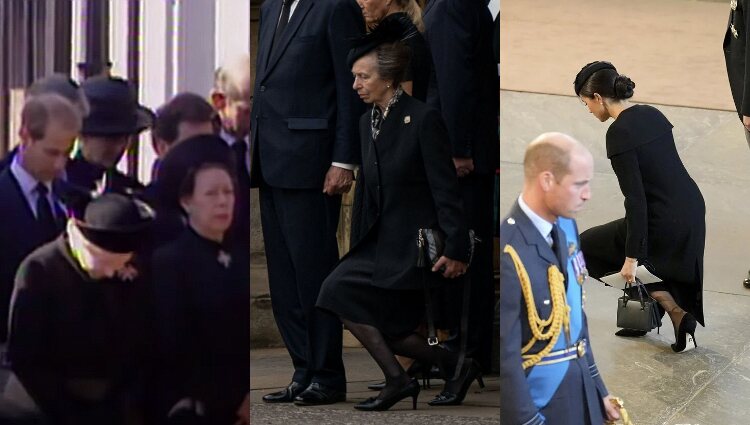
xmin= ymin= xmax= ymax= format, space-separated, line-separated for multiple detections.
xmin=499 ymin=133 xmax=620 ymax=425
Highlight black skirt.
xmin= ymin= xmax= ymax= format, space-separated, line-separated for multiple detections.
xmin=316 ymin=235 xmax=426 ymax=339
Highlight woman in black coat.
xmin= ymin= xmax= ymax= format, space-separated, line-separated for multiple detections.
xmin=316 ymin=35 xmax=479 ymax=411
xmin=152 ymin=163 xmax=249 ymax=424
xmin=574 ymin=61 xmax=706 ymax=353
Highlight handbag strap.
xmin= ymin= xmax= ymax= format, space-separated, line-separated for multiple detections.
xmin=453 ymin=273 xmax=471 ymax=381
xmin=422 ymin=268 xmax=439 ymax=346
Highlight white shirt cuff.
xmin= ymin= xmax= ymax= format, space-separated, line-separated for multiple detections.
xmin=331 ymin=162 xmax=356 ymax=171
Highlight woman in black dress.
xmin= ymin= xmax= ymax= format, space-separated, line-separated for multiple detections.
xmin=152 ymin=163 xmax=249 ymax=424
xmin=316 ymin=29 xmax=480 ymax=412
xmin=574 ymin=61 xmax=706 ymax=353
xmin=357 ymin=0 xmax=432 ymax=101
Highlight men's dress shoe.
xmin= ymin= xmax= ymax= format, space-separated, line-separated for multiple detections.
xmin=262 ymin=382 xmax=306 ymax=403
xmin=293 ymin=383 xmax=346 ymax=406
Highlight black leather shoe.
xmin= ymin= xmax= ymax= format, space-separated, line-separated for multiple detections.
xmin=293 ymin=383 xmax=346 ymax=406
xmin=615 ymin=328 xmax=648 ymax=337
xmin=262 ymin=382 xmax=306 ymax=403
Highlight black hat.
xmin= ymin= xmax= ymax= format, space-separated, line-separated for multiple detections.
xmin=155 ymin=134 xmax=236 ymax=209
xmin=574 ymin=61 xmax=617 ymax=96
xmin=81 ymin=76 xmax=153 ymax=136
xmin=346 ymin=13 xmax=418 ymax=69
xmin=77 ymin=193 xmax=156 ymax=253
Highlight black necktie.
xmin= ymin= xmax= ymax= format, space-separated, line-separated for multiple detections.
xmin=550 ymin=224 xmax=565 ymax=269
xmin=271 ymin=0 xmax=293 ymax=54
xmin=35 ymin=183 xmax=58 ymax=242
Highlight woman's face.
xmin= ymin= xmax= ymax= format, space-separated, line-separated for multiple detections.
xmin=352 ymin=53 xmax=392 ymax=106
xmin=358 ymin=0 xmax=391 ymax=27
xmin=181 ymin=167 xmax=235 ymax=238
xmin=580 ymin=95 xmax=610 ymax=122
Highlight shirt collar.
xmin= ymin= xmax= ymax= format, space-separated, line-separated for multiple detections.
xmin=517 ymin=194 xmax=554 ymax=241
xmin=219 ymin=128 xmax=249 ymax=147
xmin=10 ymin=154 xmax=50 ymax=197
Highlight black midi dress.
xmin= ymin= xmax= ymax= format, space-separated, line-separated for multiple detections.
xmin=580 ymin=104 xmax=706 ymax=325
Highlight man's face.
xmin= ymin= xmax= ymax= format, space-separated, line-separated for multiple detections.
xmin=80 ymin=135 xmax=131 ymax=168
xmin=543 ymin=151 xmax=593 ymax=218
xmin=20 ymin=119 xmax=77 ymax=182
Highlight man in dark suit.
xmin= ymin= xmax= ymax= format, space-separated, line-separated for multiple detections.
xmin=423 ymin=0 xmax=500 ymax=373
xmin=253 ymin=0 xmax=364 ymax=406
xmin=211 ymin=55 xmax=252 ymax=246
xmin=722 ymin=0 xmax=750 ymax=289
xmin=0 ymin=94 xmax=82 ymax=345
xmin=499 ymin=133 xmax=619 ymax=425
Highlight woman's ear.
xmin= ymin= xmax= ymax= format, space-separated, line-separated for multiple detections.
xmin=180 ymin=196 xmax=192 ymax=215
xmin=593 ymin=93 xmax=603 ymax=105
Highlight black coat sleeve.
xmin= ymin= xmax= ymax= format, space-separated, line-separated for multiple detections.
xmin=610 ymin=149 xmax=648 ymax=259
xmin=327 ymin=0 xmax=365 ymax=165
xmin=418 ymin=109 xmax=469 ymax=262
xmin=425 ymin=0 xmax=480 ymax=158
xmin=8 ymin=260 xmax=69 ymax=420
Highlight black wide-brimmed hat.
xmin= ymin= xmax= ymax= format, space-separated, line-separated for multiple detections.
xmin=574 ymin=61 xmax=617 ymax=96
xmin=346 ymin=13 xmax=418 ymax=69
xmin=77 ymin=193 xmax=156 ymax=253
xmin=26 ymin=74 xmax=90 ymax=116
xmin=81 ymin=76 xmax=153 ymax=136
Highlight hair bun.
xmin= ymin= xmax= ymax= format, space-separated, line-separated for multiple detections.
xmin=614 ymin=75 xmax=635 ymax=99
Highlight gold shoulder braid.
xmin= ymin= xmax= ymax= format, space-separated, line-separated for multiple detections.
xmin=503 ymin=245 xmax=570 ymax=369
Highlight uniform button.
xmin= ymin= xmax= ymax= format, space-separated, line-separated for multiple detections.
xmin=260 ymin=85 xmax=266 ymax=92
xmin=374 ymin=161 xmax=378 ymax=166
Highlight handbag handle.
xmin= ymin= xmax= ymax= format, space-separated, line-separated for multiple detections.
xmin=622 ymin=279 xmax=648 ymax=310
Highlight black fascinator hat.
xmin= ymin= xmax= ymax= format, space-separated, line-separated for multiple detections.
xmin=574 ymin=61 xmax=617 ymax=96
xmin=347 ymin=13 xmax=418 ymax=69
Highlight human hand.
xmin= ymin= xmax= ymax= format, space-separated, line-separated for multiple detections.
xmin=432 ymin=255 xmax=468 ymax=279
xmin=743 ymin=115 xmax=750 ymax=131
xmin=453 ymin=157 xmax=474 ymax=178
xmin=233 ymin=392 xmax=250 ymax=425
xmin=603 ymin=395 xmax=622 ymax=422
xmin=323 ymin=166 xmax=354 ymax=195
xmin=620 ymin=257 xmax=637 ymax=284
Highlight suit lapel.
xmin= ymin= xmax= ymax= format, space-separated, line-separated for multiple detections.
xmin=509 ymin=201 xmax=558 ymax=267
xmin=264 ymin=0 xmax=315 ymax=77
xmin=1 ymin=170 xmax=39 ymax=240
xmin=259 ymin=0 xmax=284 ymax=75
xmin=422 ymin=0 xmax=438 ymax=18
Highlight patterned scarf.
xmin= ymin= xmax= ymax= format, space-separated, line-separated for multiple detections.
xmin=370 ymin=87 xmax=404 ymax=141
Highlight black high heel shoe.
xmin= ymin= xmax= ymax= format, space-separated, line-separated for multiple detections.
xmin=671 ymin=313 xmax=698 ymax=353
xmin=355 ymin=378 xmax=421 ymax=411
xmin=428 ymin=359 xmax=484 ymax=406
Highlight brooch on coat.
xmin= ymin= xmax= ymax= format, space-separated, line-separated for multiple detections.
xmin=217 ymin=251 xmax=232 ymax=268
xmin=404 ymin=116 xmax=411 ymax=124
xmin=116 ymin=263 xmax=140 ymax=281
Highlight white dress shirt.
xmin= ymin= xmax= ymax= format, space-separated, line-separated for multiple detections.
xmin=517 ymin=195 xmax=554 ymax=247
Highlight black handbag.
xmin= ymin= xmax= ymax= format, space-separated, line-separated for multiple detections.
xmin=416 ymin=228 xmax=478 ymax=271
xmin=616 ymin=279 xmax=661 ymax=332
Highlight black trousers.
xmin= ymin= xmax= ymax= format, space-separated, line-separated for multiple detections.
xmin=442 ymin=173 xmax=496 ymax=373
xmin=259 ymin=183 xmax=346 ymax=390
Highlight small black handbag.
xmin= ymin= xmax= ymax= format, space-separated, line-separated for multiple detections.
xmin=616 ymin=279 xmax=661 ymax=332
xmin=416 ymin=228 xmax=478 ymax=271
